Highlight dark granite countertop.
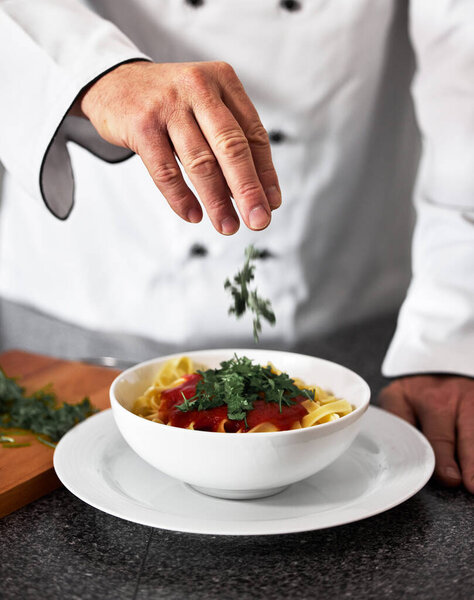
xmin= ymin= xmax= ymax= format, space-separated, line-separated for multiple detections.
xmin=1 ymin=315 xmax=473 ymax=600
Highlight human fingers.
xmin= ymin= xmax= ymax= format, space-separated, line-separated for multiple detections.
xmin=377 ymin=381 xmax=417 ymax=426
xmin=168 ymin=110 xmax=239 ymax=235
xmin=414 ymin=388 xmax=462 ymax=487
xmin=220 ymin=66 xmax=281 ymax=210
xmin=192 ymin=93 xmax=271 ymax=230
xmin=80 ymin=60 xmax=274 ymax=231
xmin=457 ymin=391 xmax=474 ymax=494
xmin=137 ymin=130 xmax=203 ymax=223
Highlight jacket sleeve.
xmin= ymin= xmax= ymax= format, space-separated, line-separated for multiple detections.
xmin=0 ymin=0 xmax=150 ymax=219
xmin=382 ymin=0 xmax=474 ymax=377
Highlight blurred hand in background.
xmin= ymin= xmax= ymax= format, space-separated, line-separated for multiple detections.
xmin=379 ymin=375 xmax=474 ymax=493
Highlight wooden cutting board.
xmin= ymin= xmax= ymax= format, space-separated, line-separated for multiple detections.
xmin=0 ymin=350 xmax=120 ymax=518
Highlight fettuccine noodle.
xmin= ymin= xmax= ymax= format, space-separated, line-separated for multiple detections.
xmin=132 ymin=356 xmax=353 ymax=432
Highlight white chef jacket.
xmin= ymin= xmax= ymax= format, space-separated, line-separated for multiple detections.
xmin=0 ymin=0 xmax=473 ymax=376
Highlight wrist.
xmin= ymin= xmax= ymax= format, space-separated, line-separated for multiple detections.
xmin=71 ymin=59 xmax=152 ymax=120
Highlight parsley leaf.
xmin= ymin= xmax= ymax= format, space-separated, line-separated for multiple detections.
xmin=176 ymin=355 xmax=314 ymax=426
xmin=0 ymin=368 xmax=97 ymax=444
xmin=224 ymin=245 xmax=276 ymax=342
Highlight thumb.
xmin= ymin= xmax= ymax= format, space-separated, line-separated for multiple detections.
xmin=377 ymin=381 xmax=417 ymax=427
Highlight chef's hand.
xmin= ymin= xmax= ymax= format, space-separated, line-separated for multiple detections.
xmin=378 ymin=375 xmax=474 ymax=493
xmin=75 ymin=60 xmax=281 ymax=235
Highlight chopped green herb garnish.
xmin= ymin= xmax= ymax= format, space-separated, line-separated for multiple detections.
xmin=224 ymin=245 xmax=276 ymax=342
xmin=2 ymin=442 xmax=31 ymax=449
xmin=0 ymin=368 xmax=97 ymax=444
xmin=36 ymin=436 xmax=57 ymax=449
xmin=176 ymin=355 xmax=314 ymax=426
xmin=1 ymin=429 xmax=30 ymax=436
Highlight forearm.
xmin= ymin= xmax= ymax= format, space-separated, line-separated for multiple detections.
xmin=383 ymin=0 xmax=474 ymax=378
xmin=0 ymin=0 xmax=149 ymax=217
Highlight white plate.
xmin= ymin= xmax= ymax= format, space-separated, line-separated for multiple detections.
xmin=54 ymin=407 xmax=434 ymax=536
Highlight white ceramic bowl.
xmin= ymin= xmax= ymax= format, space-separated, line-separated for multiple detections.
xmin=110 ymin=349 xmax=371 ymax=499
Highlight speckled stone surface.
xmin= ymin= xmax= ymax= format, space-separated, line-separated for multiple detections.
xmin=1 ymin=315 xmax=473 ymax=600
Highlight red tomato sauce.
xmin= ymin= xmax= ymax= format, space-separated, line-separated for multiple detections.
xmin=159 ymin=374 xmax=308 ymax=432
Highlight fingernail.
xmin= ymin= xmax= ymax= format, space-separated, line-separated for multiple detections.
xmin=249 ymin=205 xmax=270 ymax=230
xmin=444 ymin=466 xmax=461 ymax=480
xmin=221 ymin=216 xmax=239 ymax=235
xmin=266 ymin=186 xmax=281 ymax=209
xmin=187 ymin=208 xmax=202 ymax=223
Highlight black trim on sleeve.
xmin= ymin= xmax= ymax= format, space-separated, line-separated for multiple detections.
xmin=39 ymin=58 xmax=151 ymax=221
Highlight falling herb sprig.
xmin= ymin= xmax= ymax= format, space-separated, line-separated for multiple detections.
xmin=176 ymin=355 xmax=314 ymax=424
xmin=224 ymin=245 xmax=276 ymax=342
xmin=0 ymin=368 xmax=97 ymax=447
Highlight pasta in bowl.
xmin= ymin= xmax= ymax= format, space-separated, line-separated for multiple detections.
xmin=110 ymin=349 xmax=370 ymax=499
